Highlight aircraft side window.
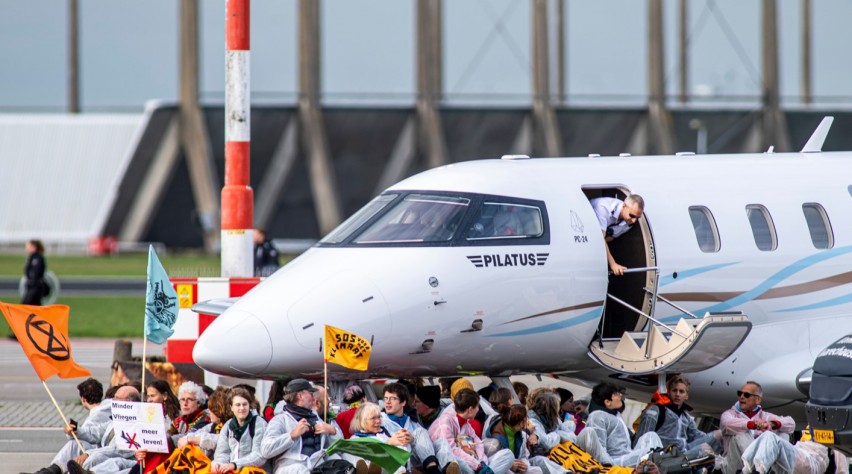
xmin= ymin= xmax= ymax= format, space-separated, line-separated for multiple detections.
xmin=467 ymin=203 xmax=543 ymax=240
xmin=688 ymin=206 xmax=720 ymax=253
xmin=745 ymin=204 xmax=778 ymax=251
xmin=802 ymin=203 xmax=834 ymax=249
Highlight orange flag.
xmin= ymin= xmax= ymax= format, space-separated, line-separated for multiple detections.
xmin=0 ymin=302 xmax=91 ymax=381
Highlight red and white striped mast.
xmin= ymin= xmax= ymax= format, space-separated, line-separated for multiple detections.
xmin=222 ymin=0 xmax=253 ymax=278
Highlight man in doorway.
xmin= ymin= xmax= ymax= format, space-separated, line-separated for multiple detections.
xmin=589 ymin=194 xmax=644 ymax=276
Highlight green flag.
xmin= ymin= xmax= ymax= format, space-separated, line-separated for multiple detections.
xmin=325 ymin=438 xmax=411 ymax=474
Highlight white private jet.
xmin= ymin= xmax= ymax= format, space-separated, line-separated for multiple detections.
xmin=193 ymin=117 xmax=851 ymax=416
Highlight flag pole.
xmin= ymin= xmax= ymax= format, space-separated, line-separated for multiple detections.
xmin=323 ymin=332 xmax=328 ymax=422
xmin=42 ymin=380 xmax=87 ymax=454
xmin=141 ymin=328 xmax=147 ymax=396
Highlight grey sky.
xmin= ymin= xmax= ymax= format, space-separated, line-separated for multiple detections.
xmin=1 ymin=0 xmax=851 ymax=111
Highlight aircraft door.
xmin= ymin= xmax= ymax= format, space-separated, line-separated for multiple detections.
xmin=582 ymin=187 xmax=658 ymax=338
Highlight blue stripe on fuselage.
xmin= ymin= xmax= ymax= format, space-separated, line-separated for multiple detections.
xmin=488 ymin=308 xmax=601 ymax=337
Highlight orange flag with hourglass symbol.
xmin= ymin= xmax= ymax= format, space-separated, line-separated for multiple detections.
xmin=0 ymin=302 xmax=91 ymax=381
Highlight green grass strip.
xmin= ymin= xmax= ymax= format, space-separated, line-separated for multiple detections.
xmin=0 ymin=296 xmax=146 ymax=338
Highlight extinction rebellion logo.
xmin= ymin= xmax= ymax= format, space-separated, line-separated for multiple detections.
xmin=145 ymin=281 xmax=178 ymax=327
xmin=467 ymin=253 xmax=549 ymax=268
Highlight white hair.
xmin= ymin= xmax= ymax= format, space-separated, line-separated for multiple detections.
xmin=625 ymin=194 xmax=645 ymax=209
xmin=178 ymin=381 xmax=207 ymax=404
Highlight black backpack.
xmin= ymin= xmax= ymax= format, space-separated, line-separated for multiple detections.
xmin=647 ymin=445 xmax=690 ymax=474
xmin=311 ymin=459 xmax=355 ymax=474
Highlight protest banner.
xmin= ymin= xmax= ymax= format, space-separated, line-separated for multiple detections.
xmin=547 ymin=440 xmax=633 ymax=474
xmin=153 ymin=444 xmax=266 ymax=474
xmin=111 ymin=400 xmax=170 ymax=453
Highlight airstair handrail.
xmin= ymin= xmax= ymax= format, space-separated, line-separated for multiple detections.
xmin=605 ymin=293 xmax=688 ymax=339
xmin=622 ymin=266 xmax=659 ymax=274
xmin=644 ymin=287 xmax=700 ymax=319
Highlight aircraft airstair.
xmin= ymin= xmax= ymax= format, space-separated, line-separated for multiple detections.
xmin=588 ymin=266 xmax=752 ymax=375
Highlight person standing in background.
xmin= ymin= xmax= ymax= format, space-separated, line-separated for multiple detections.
xmin=22 ymin=239 xmax=47 ymax=305
xmin=253 ymin=229 xmax=280 ymax=277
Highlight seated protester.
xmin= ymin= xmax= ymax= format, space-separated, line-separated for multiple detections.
xmin=335 ymin=384 xmax=368 ymax=439
xmin=414 ymin=385 xmax=444 ymax=430
xmin=739 ymin=427 xmax=848 ymax=474
xmin=488 ymin=388 xmax=514 ymax=417
xmin=314 ymin=384 xmax=337 ymax=423
xmin=717 ymin=381 xmax=795 ymax=474
xmin=146 ymin=380 xmax=180 ymax=426
xmin=397 ymin=378 xmax=424 ymax=423
xmin=169 ymin=381 xmax=211 ymax=446
xmin=32 ymin=378 xmax=110 ymax=474
xmin=212 ymin=386 xmax=271 ymax=473
xmin=178 ymin=386 xmax=232 ymax=457
xmin=578 ymin=382 xmax=662 ymax=468
xmin=429 ymin=388 xmax=515 ymax=474
xmin=201 ymin=385 xmax=214 ymax=407
xmin=555 ymin=388 xmax=584 ymax=437
xmin=483 ymin=403 xmax=544 ymax=474
xmin=555 ymin=388 xmax=573 ymax=422
xmin=382 ymin=382 xmax=456 ymax=473
xmin=65 ymin=385 xmax=144 ymax=474
xmin=634 ymin=375 xmax=721 ymax=461
xmin=264 ymin=381 xmax=286 ymax=422
xmin=524 ymin=389 xmax=577 ymax=474
xmin=526 ymin=390 xmax=576 ymax=451
xmin=232 ymin=383 xmax=261 ymax=414
xmin=512 ymin=383 xmax=529 ymax=407
xmin=344 ymin=402 xmax=445 ymax=474
xmin=450 ymin=378 xmax=490 ymax=438
xmin=573 ymin=396 xmax=589 ymax=425
xmin=440 ymin=377 xmax=461 ymax=399
xmin=478 ymin=383 xmax=498 ymax=404
xmin=261 ymin=378 xmax=340 ymax=474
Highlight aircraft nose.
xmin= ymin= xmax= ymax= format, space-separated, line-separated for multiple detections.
xmin=193 ymin=310 xmax=272 ymax=376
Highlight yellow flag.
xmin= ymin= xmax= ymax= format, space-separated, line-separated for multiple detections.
xmin=324 ymin=325 xmax=371 ymax=371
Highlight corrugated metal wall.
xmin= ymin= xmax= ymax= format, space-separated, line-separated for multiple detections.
xmin=2 ymin=107 xmax=850 ymax=250
xmin=0 ymin=114 xmax=142 ymax=246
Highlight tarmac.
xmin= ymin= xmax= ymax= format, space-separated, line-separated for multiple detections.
xmin=0 ymin=337 xmax=165 ymax=472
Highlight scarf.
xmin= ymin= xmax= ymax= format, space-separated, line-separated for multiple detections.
xmin=387 ymin=413 xmax=409 ymax=429
xmin=354 ymin=427 xmax=389 ymax=438
xmin=172 ymin=408 xmax=210 ymax=435
xmin=503 ymin=422 xmax=518 ymax=454
xmin=230 ymin=413 xmax=256 ymax=441
xmin=284 ymin=403 xmax=318 ymax=423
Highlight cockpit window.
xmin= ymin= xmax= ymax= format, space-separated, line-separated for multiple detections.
xmin=466 ymin=203 xmax=544 ymax=240
xmin=321 ymin=194 xmax=398 ymax=244
xmin=352 ymin=194 xmax=470 ymax=244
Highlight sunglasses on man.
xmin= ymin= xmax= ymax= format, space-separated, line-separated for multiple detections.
xmin=737 ymin=390 xmax=758 ymax=399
